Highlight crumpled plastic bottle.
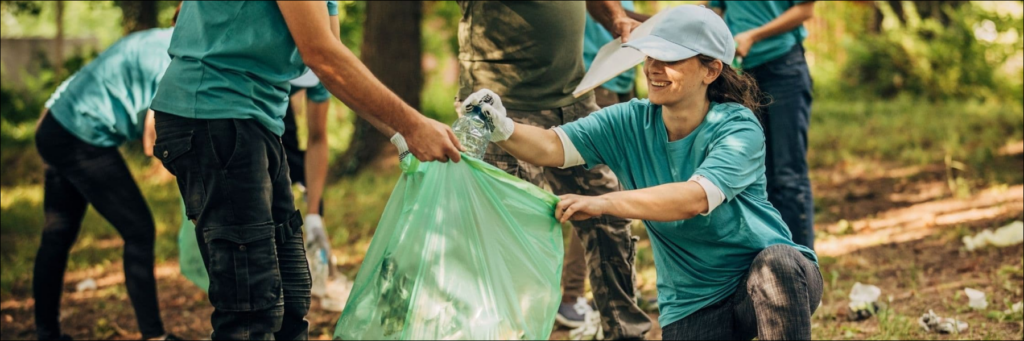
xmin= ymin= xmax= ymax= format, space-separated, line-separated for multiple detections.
xmin=452 ymin=103 xmax=493 ymax=160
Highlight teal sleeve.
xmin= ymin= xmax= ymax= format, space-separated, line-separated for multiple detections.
xmin=327 ymin=1 xmax=339 ymax=16
xmin=692 ymin=121 xmax=766 ymax=202
xmin=708 ymin=0 xmax=724 ymax=9
xmin=306 ymin=83 xmax=330 ymax=103
xmin=560 ymin=103 xmax=634 ymax=169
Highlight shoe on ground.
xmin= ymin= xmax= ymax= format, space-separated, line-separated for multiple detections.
xmin=556 ymin=296 xmax=594 ymax=329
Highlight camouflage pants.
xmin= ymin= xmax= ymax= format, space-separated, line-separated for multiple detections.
xmin=480 ymin=93 xmax=652 ymax=340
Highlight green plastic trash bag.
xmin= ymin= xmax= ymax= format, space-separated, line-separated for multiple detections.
xmin=334 ymin=155 xmax=564 ymax=340
xmin=178 ymin=199 xmax=209 ymax=292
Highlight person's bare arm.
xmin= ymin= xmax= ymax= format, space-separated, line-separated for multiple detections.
xmin=586 ymin=1 xmax=642 ymax=42
xmin=304 ymin=98 xmax=329 ymax=215
xmin=143 ymin=109 xmax=156 ymax=157
xmin=555 ymin=182 xmax=709 ymax=223
xmin=493 ymin=123 xmax=566 ymax=168
xmin=625 ymin=9 xmax=650 ymax=22
xmin=277 ymin=1 xmax=462 ymax=162
xmin=733 ymin=2 xmax=815 ymax=57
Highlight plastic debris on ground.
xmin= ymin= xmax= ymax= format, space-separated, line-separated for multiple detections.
xmin=918 ymin=310 xmax=968 ymax=334
xmin=847 ymin=282 xmax=881 ymax=321
xmin=1007 ymin=301 xmax=1023 ymax=315
xmin=568 ymin=311 xmax=604 ymax=341
xmin=962 ymin=221 xmax=1024 ymax=251
xmin=333 ymin=155 xmax=564 ymax=340
xmin=964 ymin=288 xmax=988 ymax=310
xmin=75 ymin=278 xmax=97 ymax=293
xmin=320 ymin=276 xmax=353 ymax=312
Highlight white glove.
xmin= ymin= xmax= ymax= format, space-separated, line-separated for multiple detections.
xmin=304 ymin=214 xmax=331 ymax=253
xmin=390 ymin=133 xmax=410 ymax=160
xmin=463 ymin=89 xmax=514 ymax=142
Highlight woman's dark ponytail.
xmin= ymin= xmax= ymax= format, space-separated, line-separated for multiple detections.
xmin=697 ymin=55 xmax=762 ymax=112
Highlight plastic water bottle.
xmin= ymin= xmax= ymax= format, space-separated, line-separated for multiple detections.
xmin=308 ymin=247 xmax=330 ymax=297
xmin=452 ymin=105 xmax=493 ymax=160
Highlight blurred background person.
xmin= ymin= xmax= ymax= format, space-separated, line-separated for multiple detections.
xmin=709 ymin=1 xmax=817 ymax=249
xmin=32 ymin=7 xmax=181 ymax=341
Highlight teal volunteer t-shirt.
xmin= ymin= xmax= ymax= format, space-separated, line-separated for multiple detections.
xmin=151 ymin=1 xmax=338 ymax=136
xmin=289 ymin=83 xmax=330 ymax=103
xmin=45 ymin=27 xmax=174 ymax=147
xmin=583 ymin=1 xmax=636 ymax=94
xmin=708 ymin=1 xmax=810 ymax=69
xmin=560 ymin=99 xmax=817 ymax=326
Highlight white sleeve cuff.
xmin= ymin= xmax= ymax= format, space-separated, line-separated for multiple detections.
xmin=553 ymin=127 xmax=585 ymax=169
xmin=689 ymin=174 xmax=725 ymax=216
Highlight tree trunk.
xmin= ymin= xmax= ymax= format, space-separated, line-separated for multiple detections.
xmin=336 ymin=1 xmax=423 ymax=176
xmin=119 ymin=0 xmax=158 ymax=34
xmin=54 ymin=1 xmax=64 ymax=79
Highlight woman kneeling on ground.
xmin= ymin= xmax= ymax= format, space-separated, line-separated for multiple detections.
xmin=462 ymin=5 xmax=821 ymax=340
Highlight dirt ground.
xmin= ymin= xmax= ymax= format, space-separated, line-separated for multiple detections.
xmin=1 ymin=155 xmax=1022 ymax=340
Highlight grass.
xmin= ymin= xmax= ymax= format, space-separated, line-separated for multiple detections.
xmin=808 ymin=97 xmax=1023 ymax=182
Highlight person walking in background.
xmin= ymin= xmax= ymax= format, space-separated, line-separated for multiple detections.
xmin=557 ymin=0 xmax=651 ymax=329
xmin=456 ymin=1 xmax=652 ymax=339
xmin=32 ymin=10 xmax=182 ymax=341
xmin=150 ymin=1 xmax=462 ymax=339
xmin=709 ymin=1 xmax=818 ymax=249
xmin=283 ymin=78 xmax=334 ymax=287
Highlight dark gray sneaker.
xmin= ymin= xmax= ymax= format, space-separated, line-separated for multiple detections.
xmin=555 ymin=297 xmax=594 ymax=328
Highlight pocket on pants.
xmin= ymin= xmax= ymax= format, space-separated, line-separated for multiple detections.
xmin=204 ymin=224 xmax=282 ymax=312
xmin=154 ymin=134 xmax=206 ymax=217
xmin=153 ymin=134 xmax=193 ymax=177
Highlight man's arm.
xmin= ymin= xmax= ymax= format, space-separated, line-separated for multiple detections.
xmin=733 ymin=2 xmax=815 ymax=57
xmin=586 ymin=1 xmax=642 ymax=42
xmin=277 ymin=1 xmax=462 ymax=162
xmin=625 ymin=9 xmax=650 ymax=22
xmin=302 ymin=14 xmax=340 ymax=217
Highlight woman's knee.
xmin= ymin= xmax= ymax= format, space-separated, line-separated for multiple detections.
xmin=752 ymin=245 xmax=801 ymax=268
xmin=747 ymin=245 xmax=805 ymax=286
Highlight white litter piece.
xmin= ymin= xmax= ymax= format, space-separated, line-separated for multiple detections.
xmin=847 ymin=282 xmax=882 ymax=320
xmin=962 ymin=221 xmax=1024 ymax=251
xmin=849 ymin=282 xmax=882 ymax=307
xmin=568 ymin=310 xmax=604 ymax=341
xmin=320 ymin=277 xmax=353 ymax=312
xmin=919 ymin=310 xmax=968 ymax=334
xmin=964 ymin=288 xmax=988 ymax=310
xmin=75 ymin=278 xmax=97 ymax=292
xmin=1006 ymin=301 xmax=1023 ymax=315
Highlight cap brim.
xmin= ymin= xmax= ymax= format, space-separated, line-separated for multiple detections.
xmin=289 ymin=69 xmax=320 ymax=88
xmin=622 ymin=35 xmax=700 ymax=63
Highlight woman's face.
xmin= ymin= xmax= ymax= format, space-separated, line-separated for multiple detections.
xmin=643 ymin=56 xmax=719 ymax=107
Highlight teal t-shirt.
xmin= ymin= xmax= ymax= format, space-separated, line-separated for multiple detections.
xmin=583 ymin=1 xmax=636 ymax=94
xmin=707 ymin=1 xmax=809 ymax=69
xmin=151 ymin=1 xmax=338 ymax=136
xmin=45 ymin=27 xmax=174 ymax=147
xmin=560 ymin=99 xmax=817 ymax=326
xmin=289 ymin=83 xmax=330 ymax=103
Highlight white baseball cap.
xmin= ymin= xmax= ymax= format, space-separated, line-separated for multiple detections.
xmin=622 ymin=5 xmax=735 ymax=63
